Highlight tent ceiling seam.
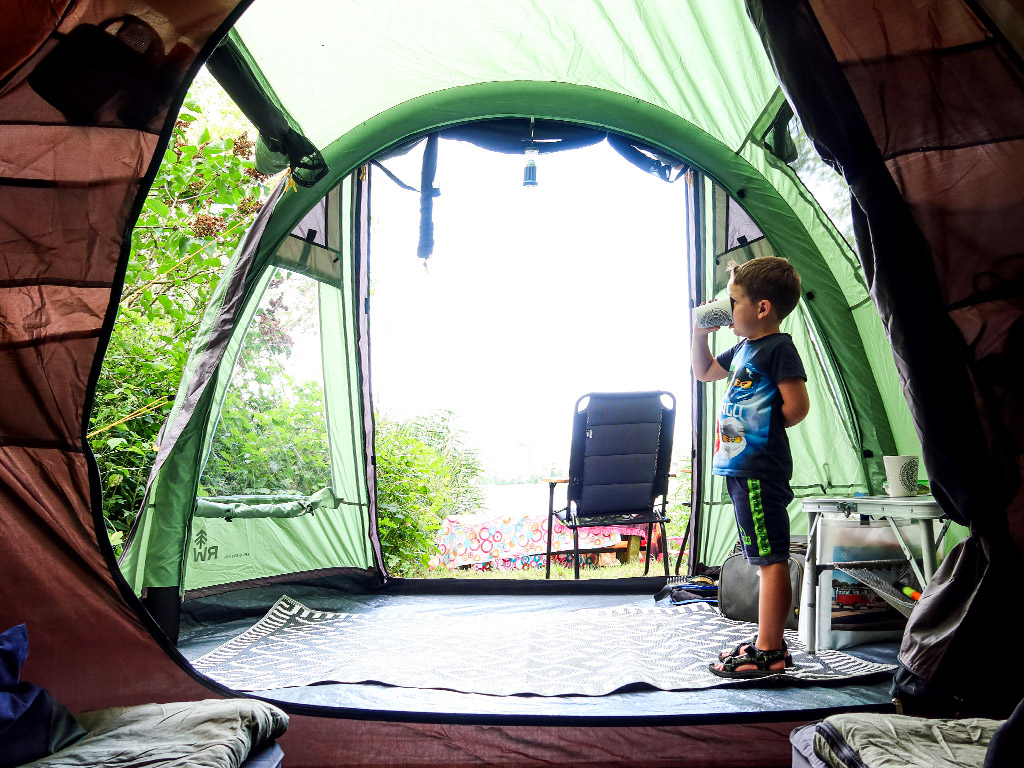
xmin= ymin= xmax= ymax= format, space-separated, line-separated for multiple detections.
xmin=0 ymin=439 xmax=84 ymax=451
xmin=882 ymin=131 xmax=1024 ymax=162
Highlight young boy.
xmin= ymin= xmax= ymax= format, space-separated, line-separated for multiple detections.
xmin=691 ymin=256 xmax=809 ymax=678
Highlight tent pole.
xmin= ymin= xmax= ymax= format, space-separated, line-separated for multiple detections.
xmin=686 ymin=170 xmax=707 ymax=577
xmin=141 ymin=586 xmax=181 ymax=645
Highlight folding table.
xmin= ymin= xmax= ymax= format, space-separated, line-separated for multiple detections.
xmin=802 ymin=495 xmax=949 ymax=654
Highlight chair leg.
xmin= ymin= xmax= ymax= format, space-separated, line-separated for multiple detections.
xmin=546 ymin=512 xmax=554 ymax=579
xmin=644 ymin=522 xmax=653 ymax=575
xmin=573 ymin=527 xmax=580 ymax=579
xmin=660 ymin=520 xmax=670 ymax=577
xmin=674 ymin=512 xmax=691 ymax=576
xmin=546 ymin=483 xmax=556 ymax=579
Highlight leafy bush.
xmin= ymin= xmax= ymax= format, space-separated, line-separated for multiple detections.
xmin=199 ymin=271 xmax=332 ymax=496
xmin=201 ymin=377 xmax=333 ymax=496
xmin=375 ymin=411 xmax=484 ymax=575
xmin=92 ymin=79 xmax=484 ymax=574
xmin=664 ymin=457 xmax=693 ymax=566
xmin=90 ymin=90 xmax=272 ymax=553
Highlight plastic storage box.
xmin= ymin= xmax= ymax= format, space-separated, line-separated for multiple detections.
xmin=799 ymin=496 xmax=945 ymax=652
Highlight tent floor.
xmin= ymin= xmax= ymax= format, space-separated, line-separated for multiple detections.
xmin=177 ymin=573 xmax=898 ymax=725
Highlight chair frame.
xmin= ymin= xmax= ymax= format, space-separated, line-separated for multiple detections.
xmin=545 ymin=391 xmax=675 ymax=579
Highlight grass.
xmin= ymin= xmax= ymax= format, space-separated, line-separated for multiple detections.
xmin=424 ymin=550 xmax=688 ymax=580
xmin=395 ymin=463 xmax=693 ymax=579
xmin=450 ymin=557 xmax=688 ymax=581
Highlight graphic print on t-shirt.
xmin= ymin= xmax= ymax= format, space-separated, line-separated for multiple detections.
xmin=716 ymin=360 xmax=770 ymax=468
xmin=713 ymin=354 xmax=773 ymax=474
xmin=718 ymin=415 xmax=746 ymax=458
xmin=712 ymin=333 xmax=805 ymax=480
xmin=730 ymin=365 xmax=761 ymax=402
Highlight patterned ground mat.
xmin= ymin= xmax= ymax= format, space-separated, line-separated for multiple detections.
xmin=192 ymin=596 xmax=896 ymax=696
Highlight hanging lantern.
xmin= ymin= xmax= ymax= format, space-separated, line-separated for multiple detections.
xmin=523 ymin=146 xmax=539 ymax=187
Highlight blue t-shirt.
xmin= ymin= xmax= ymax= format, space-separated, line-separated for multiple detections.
xmin=712 ymin=333 xmax=806 ymax=480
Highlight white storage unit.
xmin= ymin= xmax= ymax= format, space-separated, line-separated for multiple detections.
xmin=800 ymin=496 xmax=948 ymax=652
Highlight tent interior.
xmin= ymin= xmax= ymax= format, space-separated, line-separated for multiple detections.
xmin=175 ymin=573 xmax=902 ymax=721
xmin=3 ymin=1 xmax=1024 ymax=766
xmin=127 ymin=121 xmax=900 ymax=731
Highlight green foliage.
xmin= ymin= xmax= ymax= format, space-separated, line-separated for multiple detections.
xmin=204 ymin=354 xmax=485 ymax=576
xmin=90 ymin=91 xmax=271 ymax=553
xmin=92 ymin=79 xmax=481 ymax=573
xmin=789 ymin=117 xmax=855 ymax=250
xmin=197 ymin=273 xmax=484 ymax=576
xmin=666 ymin=458 xmax=693 ymax=565
xmin=201 ymin=377 xmax=333 ymax=497
xmin=375 ymin=411 xmax=484 ymax=575
xmin=199 ymin=270 xmax=330 ymax=496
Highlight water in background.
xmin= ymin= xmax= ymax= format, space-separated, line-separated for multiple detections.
xmin=479 ymin=483 xmax=565 ymax=519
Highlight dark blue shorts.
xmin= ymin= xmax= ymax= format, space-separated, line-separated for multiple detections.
xmin=726 ymin=476 xmax=792 ymax=566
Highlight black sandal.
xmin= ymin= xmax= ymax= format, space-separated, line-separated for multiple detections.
xmin=719 ymin=638 xmax=794 ymax=667
xmin=709 ymin=645 xmax=791 ymax=679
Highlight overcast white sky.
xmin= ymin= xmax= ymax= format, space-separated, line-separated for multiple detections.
xmin=365 ymin=138 xmax=693 ymax=479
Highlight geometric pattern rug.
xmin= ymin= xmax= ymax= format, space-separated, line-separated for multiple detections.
xmin=192 ymin=596 xmax=896 ymax=696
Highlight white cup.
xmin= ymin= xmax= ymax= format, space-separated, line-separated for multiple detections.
xmin=883 ymin=455 xmax=919 ymax=497
xmin=695 ymin=297 xmax=732 ymax=329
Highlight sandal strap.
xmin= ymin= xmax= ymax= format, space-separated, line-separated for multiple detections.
xmin=720 ymin=636 xmax=759 ymax=660
xmin=719 ymin=645 xmax=789 ymax=673
xmin=751 ymin=646 xmax=789 ymax=664
xmin=720 ymin=637 xmax=789 ymax=661
xmin=720 ymin=651 xmax=761 ymax=673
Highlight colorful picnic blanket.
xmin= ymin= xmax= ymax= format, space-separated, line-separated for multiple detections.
xmin=430 ymin=512 xmax=648 ymax=570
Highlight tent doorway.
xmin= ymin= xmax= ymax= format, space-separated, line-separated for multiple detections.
xmin=368 ymin=137 xmax=693 ymax=578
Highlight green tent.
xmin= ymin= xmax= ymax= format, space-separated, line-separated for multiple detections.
xmin=4 ymin=2 xmax=1023 ymax=765
xmin=121 ymin=1 xmax=923 ymax=601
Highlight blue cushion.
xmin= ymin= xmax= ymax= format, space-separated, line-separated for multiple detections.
xmin=0 ymin=624 xmax=86 ymax=768
xmin=242 ymin=742 xmax=284 ymax=768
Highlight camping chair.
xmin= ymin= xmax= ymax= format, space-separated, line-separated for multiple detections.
xmin=545 ymin=392 xmax=675 ymax=579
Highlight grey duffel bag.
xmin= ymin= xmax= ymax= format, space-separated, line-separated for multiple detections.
xmin=718 ymin=551 xmax=804 ymax=630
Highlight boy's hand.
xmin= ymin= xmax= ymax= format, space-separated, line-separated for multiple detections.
xmin=779 ymin=377 xmax=809 ymax=427
xmin=693 ymin=300 xmax=726 ymax=335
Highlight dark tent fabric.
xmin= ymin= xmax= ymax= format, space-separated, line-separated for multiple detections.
xmin=205 ymin=31 xmax=327 ymax=187
xmin=748 ymin=0 xmax=1024 ymax=716
xmin=0 ymin=0 xmax=248 ymax=706
xmin=3 ymin=2 xmax=1024 ymax=766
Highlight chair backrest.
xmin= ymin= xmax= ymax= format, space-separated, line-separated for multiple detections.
xmin=567 ymin=391 xmax=675 ymax=519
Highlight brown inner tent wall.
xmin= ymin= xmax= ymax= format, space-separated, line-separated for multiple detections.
xmin=3 ymin=1 xmax=1024 ymax=766
xmin=0 ymin=0 xmax=243 ymax=715
xmin=747 ymin=0 xmax=1024 ymax=716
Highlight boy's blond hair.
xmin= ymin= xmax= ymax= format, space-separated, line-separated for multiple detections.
xmin=729 ymin=256 xmax=802 ymax=320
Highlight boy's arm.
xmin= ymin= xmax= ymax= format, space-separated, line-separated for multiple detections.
xmin=778 ymin=377 xmax=809 ymax=427
xmin=691 ymin=326 xmax=729 ymax=382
